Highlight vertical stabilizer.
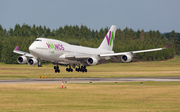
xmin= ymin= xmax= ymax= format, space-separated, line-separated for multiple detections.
xmin=98 ymin=25 xmax=116 ymax=51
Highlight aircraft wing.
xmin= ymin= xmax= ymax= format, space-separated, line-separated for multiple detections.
xmin=13 ymin=46 xmax=34 ymax=57
xmin=61 ymin=44 xmax=171 ymax=60
xmin=100 ymin=44 xmax=171 ymax=57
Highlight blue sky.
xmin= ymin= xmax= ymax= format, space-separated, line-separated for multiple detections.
xmin=0 ymin=0 xmax=180 ymax=33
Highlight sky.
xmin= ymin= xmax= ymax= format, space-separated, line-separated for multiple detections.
xmin=0 ymin=0 xmax=180 ymax=33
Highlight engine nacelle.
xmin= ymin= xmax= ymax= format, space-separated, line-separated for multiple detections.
xmin=87 ymin=57 xmax=98 ymax=66
xmin=28 ymin=58 xmax=38 ymax=66
xmin=17 ymin=56 xmax=27 ymax=64
xmin=121 ymin=54 xmax=133 ymax=63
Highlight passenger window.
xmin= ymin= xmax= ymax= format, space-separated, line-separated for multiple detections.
xmin=35 ymin=39 xmax=42 ymax=41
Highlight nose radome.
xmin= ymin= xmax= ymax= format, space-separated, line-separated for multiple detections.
xmin=29 ymin=44 xmax=36 ymax=53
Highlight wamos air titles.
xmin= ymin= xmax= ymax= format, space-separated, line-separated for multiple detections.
xmin=13 ymin=25 xmax=171 ymax=73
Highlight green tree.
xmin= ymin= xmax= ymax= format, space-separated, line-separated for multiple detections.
xmin=140 ymin=29 xmax=145 ymax=41
xmin=0 ymin=41 xmax=2 ymax=61
xmin=170 ymin=30 xmax=179 ymax=54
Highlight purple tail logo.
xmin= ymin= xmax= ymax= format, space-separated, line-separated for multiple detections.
xmin=106 ymin=31 xmax=114 ymax=46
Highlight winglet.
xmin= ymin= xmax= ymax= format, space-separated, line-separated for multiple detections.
xmin=14 ymin=46 xmax=18 ymax=51
xmin=166 ymin=44 xmax=171 ymax=49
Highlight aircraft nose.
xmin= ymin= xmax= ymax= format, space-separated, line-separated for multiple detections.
xmin=29 ymin=44 xmax=36 ymax=54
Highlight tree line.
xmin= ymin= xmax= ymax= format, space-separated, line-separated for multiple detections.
xmin=0 ymin=24 xmax=179 ymax=64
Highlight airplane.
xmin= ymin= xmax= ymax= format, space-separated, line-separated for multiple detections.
xmin=13 ymin=25 xmax=171 ymax=73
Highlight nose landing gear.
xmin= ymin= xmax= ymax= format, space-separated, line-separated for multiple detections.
xmin=38 ymin=59 xmax=42 ymax=67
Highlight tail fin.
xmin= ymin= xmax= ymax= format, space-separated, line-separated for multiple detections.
xmin=98 ymin=25 xmax=116 ymax=51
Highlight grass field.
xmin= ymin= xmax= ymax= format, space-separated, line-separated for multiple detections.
xmin=0 ymin=56 xmax=180 ymax=79
xmin=0 ymin=57 xmax=180 ymax=111
xmin=0 ymin=82 xmax=180 ymax=112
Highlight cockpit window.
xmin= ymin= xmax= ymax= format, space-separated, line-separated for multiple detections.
xmin=35 ymin=39 xmax=42 ymax=41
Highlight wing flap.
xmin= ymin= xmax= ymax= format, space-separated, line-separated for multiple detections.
xmin=100 ymin=52 xmax=127 ymax=57
xmin=59 ymin=53 xmax=94 ymax=59
xmin=74 ymin=55 xmax=93 ymax=59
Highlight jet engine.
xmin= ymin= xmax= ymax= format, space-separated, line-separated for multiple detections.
xmin=121 ymin=54 xmax=133 ymax=63
xmin=87 ymin=57 xmax=98 ymax=66
xmin=28 ymin=58 xmax=38 ymax=66
xmin=17 ymin=56 xmax=27 ymax=64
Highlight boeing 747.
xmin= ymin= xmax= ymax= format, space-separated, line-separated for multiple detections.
xmin=13 ymin=25 xmax=171 ymax=73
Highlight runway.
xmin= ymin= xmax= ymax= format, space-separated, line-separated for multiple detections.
xmin=1 ymin=77 xmax=180 ymax=84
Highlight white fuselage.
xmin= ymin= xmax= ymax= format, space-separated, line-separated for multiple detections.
xmin=13 ymin=25 xmax=169 ymax=73
xmin=29 ymin=38 xmax=114 ymax=64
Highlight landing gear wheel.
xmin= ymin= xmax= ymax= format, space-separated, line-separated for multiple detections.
xmin=82 ymin=70 xmax=84 ymax=73
xmin=78 ymin=66 xmax=87 ymax=73
xmin=66 ymin=65 xmax=74 ymax=72
xmin=76 ymin=67 xmax=80 ymax=72
xmin=38 ymin=65 xmax=42 ymax=67
xmin=38 ymin=59 xmax=42 ymax=67
xmin=54 ymin=65 xmax=60 ymax=73
xmin=55 ymin=69 xmax=57 ymax=73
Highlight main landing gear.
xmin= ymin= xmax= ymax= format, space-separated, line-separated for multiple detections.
xmin=66 ymin=66 xmax=87 ymax=73
xmin=66 ymin=67 xmax=73 ymax=72
xmin=54 ymin=65 xmax=60 ymax=73
xmin=75 ymin=66 xmax=87 ymax=73
xmin=53 ymin=65 xmax=87 ymax=73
